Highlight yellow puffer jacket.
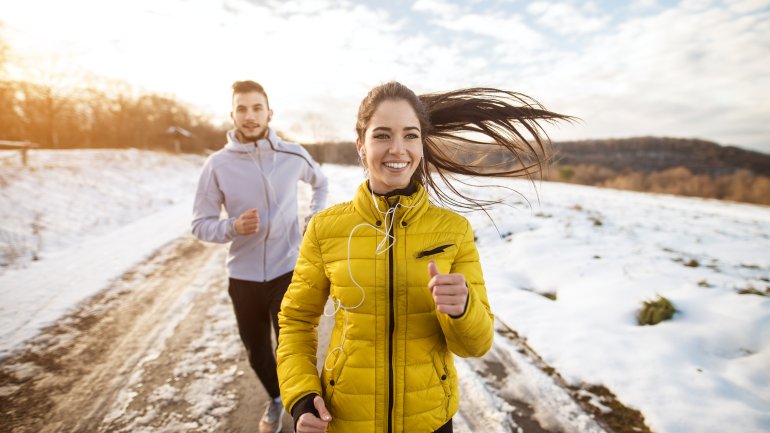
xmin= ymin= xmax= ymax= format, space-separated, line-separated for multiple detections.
xmin=277 ymin=181 xmax=494 ymax=433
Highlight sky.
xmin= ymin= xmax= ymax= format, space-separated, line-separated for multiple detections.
xmin=2 ymin=151 xmax=768 ymax=432
xmin=2 ymin=0 xmax=770 ymax=152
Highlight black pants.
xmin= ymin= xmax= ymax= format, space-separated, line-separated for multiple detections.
xmin=228 ymin=272 xmax=293 ymax=399
xmin=434 ymin=419 xmax=453 ymax=433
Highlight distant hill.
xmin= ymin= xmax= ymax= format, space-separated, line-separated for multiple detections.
xmin=552 ymin=137 xmax=770 ymax=176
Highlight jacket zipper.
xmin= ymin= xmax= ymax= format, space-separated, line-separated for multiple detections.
xmin=387 ymin=200 xmax=396 ymax=433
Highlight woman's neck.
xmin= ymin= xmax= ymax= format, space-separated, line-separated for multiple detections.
xmin=370 ymin=181 xmax=417 ymax=198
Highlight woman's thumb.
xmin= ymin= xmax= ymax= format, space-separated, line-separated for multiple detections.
xmin=314 ymin=395 xmax=332 ymax=422
xmin=428 ymin=260 xmax=439 ymax=278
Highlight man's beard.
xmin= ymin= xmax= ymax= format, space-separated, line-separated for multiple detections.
xmin=236 ymin=125 xmax=267 ymax=142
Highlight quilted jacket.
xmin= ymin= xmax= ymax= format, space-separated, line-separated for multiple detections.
xmin=277 ymin=181 xmax=494 ymax=433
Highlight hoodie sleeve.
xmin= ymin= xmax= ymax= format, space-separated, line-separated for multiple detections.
xmin=191 ymin=157 xmax=239 ymax=243
xmin=299 ymin=149 xmax=329 ymax=215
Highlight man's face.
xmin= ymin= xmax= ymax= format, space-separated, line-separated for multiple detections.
xmin=231 ymin=91 xmax=272 ymax=142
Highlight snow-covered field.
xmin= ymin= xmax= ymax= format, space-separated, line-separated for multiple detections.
xmin=1 ymin=150 xmax=768 ymax=433
xmin=0 ymin=149 xmax=205 ymax=356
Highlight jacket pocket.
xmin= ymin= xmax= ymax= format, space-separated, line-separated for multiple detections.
xmin=432 ymin=351 xmax=451 ymax=416
xmin=416 ymin=243 xmax=456 ymax=260
xmin=322 ymin=347 xmax=347 ymax=404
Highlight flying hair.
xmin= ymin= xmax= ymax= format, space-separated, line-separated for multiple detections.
xmin=356 ymin=81 xmax=576 ymax=211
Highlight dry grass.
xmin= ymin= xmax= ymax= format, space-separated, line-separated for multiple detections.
xmin=547 ymin=164 xmax=770 ymax=206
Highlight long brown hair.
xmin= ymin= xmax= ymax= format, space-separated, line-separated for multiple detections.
xmin=356 ymin=81 xmax=575 ymax=210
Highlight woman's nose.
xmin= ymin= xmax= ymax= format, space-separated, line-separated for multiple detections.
xmin=389 ymin=138 xmax=405 ymax=154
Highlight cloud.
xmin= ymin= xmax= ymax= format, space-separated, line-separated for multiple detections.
xmin=724 ymin=0 xmax=770 ymax=13
xmin=3 ymin=0 xmax=769 ymax=150
xmin=527 ymin=1 xmax=610 ymax=35
xmin=529 ymin=4 xmax=770 ymax=148
xmin=412 ymin=0 xmax=463 ymax=18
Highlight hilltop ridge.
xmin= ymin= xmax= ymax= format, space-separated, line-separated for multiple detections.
xmin=553 ymin=137 xmax=770 ymax=176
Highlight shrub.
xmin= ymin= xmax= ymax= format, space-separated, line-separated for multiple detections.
xmin=540 ymin=291 xmax=557 ymax=301
xmin=684 ymin=259 xmax=699 ymax=267
xmin=558 ymin=166 xmax=575 ymax=181
xmin=737 ymin=286 xmax=769 ymax=297
xmin=637 ymin=295 xmax=676 ymax=325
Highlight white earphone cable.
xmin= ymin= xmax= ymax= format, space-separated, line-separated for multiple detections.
xmin=322 ymin=187 xmax=426 ymax=371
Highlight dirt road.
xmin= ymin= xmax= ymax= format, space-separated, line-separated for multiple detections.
xmin=1 ymin=236 xmax=644 ymax=433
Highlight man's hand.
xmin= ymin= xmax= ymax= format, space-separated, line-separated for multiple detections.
xmin=235 ymin=208 xmax=260 ymax=235
xmin=296 ymin=396 xmax=332 ymax=433
xmin=427 ymin=260 xmax=468 ymax=317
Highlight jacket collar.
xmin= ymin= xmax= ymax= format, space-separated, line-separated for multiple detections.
xmin=353 ymin=180 xmax=430 ymax=227
xmin=224 ymin=128 xmax=280 ymax=153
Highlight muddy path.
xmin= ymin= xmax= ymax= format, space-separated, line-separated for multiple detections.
xmin=1 ymin=235 xmax=648 ymax=433
xmin=0 ymin=237 xmax=271 ymax=432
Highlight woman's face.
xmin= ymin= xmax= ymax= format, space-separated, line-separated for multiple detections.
xmin=357 ymin=99 xmax=423 ymax=195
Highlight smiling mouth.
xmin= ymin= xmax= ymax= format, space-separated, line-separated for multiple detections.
xmin=383 ymin=162 xmax=409 ymax=169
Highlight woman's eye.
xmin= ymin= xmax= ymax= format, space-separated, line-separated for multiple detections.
xmin=374 ymin=134 xmax=390 ymax=140
xmin=405 ymin=133 xmax=420 ymax=140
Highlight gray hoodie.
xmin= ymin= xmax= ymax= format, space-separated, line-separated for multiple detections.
xmin=191 ymin=128 xmax=328 ymax=281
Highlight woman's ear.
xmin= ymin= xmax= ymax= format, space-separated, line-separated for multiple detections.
xmin=356 ymin=139 xmax=364 ymax=158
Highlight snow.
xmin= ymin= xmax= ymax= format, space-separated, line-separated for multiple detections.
xmin=0 ymin=149 xmax=204 ymax=357
xmin=103 ymin=258 xmax=243 ymax=432
xmin=461 ymin=179 xmax=770 ymax=433
xmin=1 ymin=151 xmax=769 ymax=432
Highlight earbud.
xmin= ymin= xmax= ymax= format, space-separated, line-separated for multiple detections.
xmin=358 ymin=148 xmax=364 ymax=158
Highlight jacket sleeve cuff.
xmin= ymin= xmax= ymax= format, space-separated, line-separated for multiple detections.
xmin=227 ymin=217 xmax=239 ymax=238
xmin=291 ymin=393 xmax=319 ymax=429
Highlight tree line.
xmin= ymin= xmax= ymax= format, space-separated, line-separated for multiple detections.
xmin=553 ymin=137 xmax=770 ymax=177
xmin=0 ymin=78 xmax=227 ymax=153
xmin=0 ymin=28 xmax=225 ymax=154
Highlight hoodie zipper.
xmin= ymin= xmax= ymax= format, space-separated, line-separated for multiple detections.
xmin=256 ymin=142 xmax=271 ymax=281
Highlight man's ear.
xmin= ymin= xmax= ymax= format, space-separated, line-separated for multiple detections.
xmin=230 ymin=111 xmax=235 ymax=123
xmin=268 ymin=109 xmax=273 ymax=122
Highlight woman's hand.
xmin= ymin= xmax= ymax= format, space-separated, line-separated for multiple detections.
xmin=296 ymin=396 xmax=332 ymax=433
xmin=427 ymin=261 xmax=468 ymax=317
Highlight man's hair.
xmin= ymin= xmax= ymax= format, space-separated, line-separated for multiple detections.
xmin=232 ymin=80 xmax=269 ymax=108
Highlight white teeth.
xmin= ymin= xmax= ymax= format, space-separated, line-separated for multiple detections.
xmin=384 ymin=162 xmax=408 ymax=169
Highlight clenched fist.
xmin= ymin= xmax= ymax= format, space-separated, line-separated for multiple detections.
xmin=427 ymin=260 xmax=468 ymax=317
xmin=235 ymin=208 xmax=260 ymax=235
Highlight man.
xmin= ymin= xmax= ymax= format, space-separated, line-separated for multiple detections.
xmin=192 ymin=80 xmax=328 ymax=433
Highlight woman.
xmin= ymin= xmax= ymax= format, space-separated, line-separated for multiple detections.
xmin=277 ymin=82 xmax=572 ymax=433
